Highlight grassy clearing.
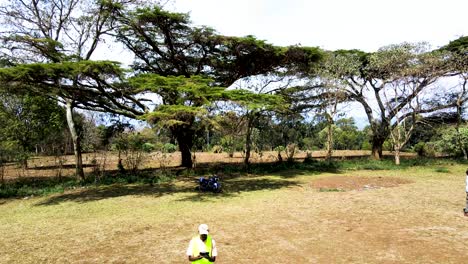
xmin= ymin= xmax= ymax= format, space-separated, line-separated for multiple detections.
xmin=1 ymin=160 xmax=468 ymax=263
xmin=0 ymin=157 xmax=460 ymax=198
xmin=0 ymin=160 xmax=319 ymax=198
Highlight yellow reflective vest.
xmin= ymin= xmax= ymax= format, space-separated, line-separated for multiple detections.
xmin=191 ymin=235 xmax=212 ymax=264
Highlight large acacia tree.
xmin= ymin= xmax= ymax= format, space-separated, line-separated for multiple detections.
xmin=111 ymin=5 xmax=288 ymax=167
xmin=318 ymin=44 xmax=456 ymax=159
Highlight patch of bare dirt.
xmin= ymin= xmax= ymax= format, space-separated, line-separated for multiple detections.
xmin=311 ymin=175 xmax=413 ymax=191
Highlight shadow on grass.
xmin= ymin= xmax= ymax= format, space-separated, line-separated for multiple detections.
xmin=35 ymin=183 xmax=193 ymax=206
xmin=35 ymin=174 xmax=303 ymax=205
xmin=176 ymin=177 xmax=301 ymax=202
xmin=2 ymin=160 xmax=342 ymax=203
xmin=16 ymin=157 xmax=450 ymax=205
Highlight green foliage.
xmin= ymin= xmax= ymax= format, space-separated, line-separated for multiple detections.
xmin=220 ymin=136 xmax=238 ymax=157
xmin=113 ymin=4 xmax=293 ymax=168
xmin=316 ymin=118 xmax=366 ymax=150
xmin=111 ymin=132 xmax=152 ymax=171
xmin=274 ymin=146 xmax=286 ymax=152
xmin=163 ymin=143 xmax=177 ymax=153
xmin=142 ymin=143 xmax=155 ymax=153
xmin=283 ymin=46 xmax=325 ymax=75
xmin=431 ymin=125 xmax=468 ymax=157
xmin=423 ymin=143 xmax=437 ymax=157
xmin=213 ymin=35 xmax=291 ymax=84
xmin=340 ymin=159 xmax=404 ymax=171
xmin=211 ymin=145 xmax=223 ymax=153
xmin=335 ymin=118 xmax=366 ymax=150
xmin=0 ymin=61 xmax=124 ymax=86
xmin=434 ymin=167 xmax=449 ymax=173
xmin=285 ymin=143 xmax=297 ymax=163
xmin=0 ymin=61 xmax=144 ymax=118
xmin=413 ymin=142 xmax=426 ymax=156
xmin=0 ymin=141 xmax=21 ymax=162
xmin=0 ymin=177 xmax=77 ymax=198
xmin=319 ymin=188 xmax=344 ymax=192
xmin=0 ymin=171 xmax=178 ymax=198
xmin=361 ymin=141 xmax=372 ymax=150
xmin=382 ymin=140 xmax=393 ymax=151
xmin=302 ymin=137 xmax=320 ymax=151
xmin=0 ymin=93 xmax=67 ymax=163
xmin=441 ymin=36 xmax=468 ymax=54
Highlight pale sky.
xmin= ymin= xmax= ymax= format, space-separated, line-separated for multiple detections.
xmin=165 ymin=0 xmax=468 ymax=128
xmin=169 ymin=0 xmax=468 ymax=51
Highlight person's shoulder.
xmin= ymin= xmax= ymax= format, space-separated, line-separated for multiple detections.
xmin=189 ymin=236 xmax=198 ymax=243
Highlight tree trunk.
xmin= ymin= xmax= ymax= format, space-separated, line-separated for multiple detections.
xmin=178 ymin=138 xmax=192 ymax=168
xmin=20 ymin=143 xmax=28 ymax=169
xmin=66 ymin=100 xmax=85 ymax=180
xmin=22 ymin=158 xmax=28 ymax=169
xmin=244 ymin=115 xmax=255 ymax=166
xmin=371 ymin=136 xmax=385 ymax=160
xmin=456 ymin=102 xmax=467 ymax=160
xmin=326 ymin=123 xmax=333 ymax=162
xmin=173 ymin=127 xmax=194 ymax=168
xmin=206 ymin=128 xmax=210 ymax=151
xmin=244 ymin=130 xmax=252 ymax=166
xmin=394 ymin=145 xmax=401 ymax=165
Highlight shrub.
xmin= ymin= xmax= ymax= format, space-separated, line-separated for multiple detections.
xmin=211 ymin=145 xmax=223 ymax=153
xmin=142 ymin=143 xmax=155 ymax=153
xmin=286 ymin=143 xmax=296 ymax=163
xmin=361 ymin=141 xmax=372 ymax=150
xmin=413 ymin=142 xmax=425 ymax=156
xmin=319 ymin=188 xmax=344 ymax=192
xmin=413 ymin=142 xmax=436 ymax=157
xmin=434 ymin=167 xmax=449 ymax=173
xmin=423 ymin=143 xmax=437 ymax=157
xmin=163 ymin=143 xmax=177 ymax=153
xmin=274 ymin=146 xmax=285 ymax=162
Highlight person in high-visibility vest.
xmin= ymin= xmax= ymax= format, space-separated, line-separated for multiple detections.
xmin=186 ymin=224 xmax=217 ymax=263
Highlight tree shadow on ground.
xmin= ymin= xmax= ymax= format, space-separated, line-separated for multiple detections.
xmin=176 ymin=177 xmax=301 ymax=202
xmin=23 ymin=160 xmax=341 ymax=206
xmin=35 ymin=173 xmax=303 ymax=206
xmin=34 ymin=183 xmax=194 ymax=206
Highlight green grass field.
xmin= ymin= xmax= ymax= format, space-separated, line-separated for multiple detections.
xmin=1 ymin=159 xmax=468 ymax=263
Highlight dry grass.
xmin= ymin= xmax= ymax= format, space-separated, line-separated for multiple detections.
xmin=2 ymin=150 xmax=416 ymax=180
xmin=1 ymin=163 xmax=468 ymax=263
